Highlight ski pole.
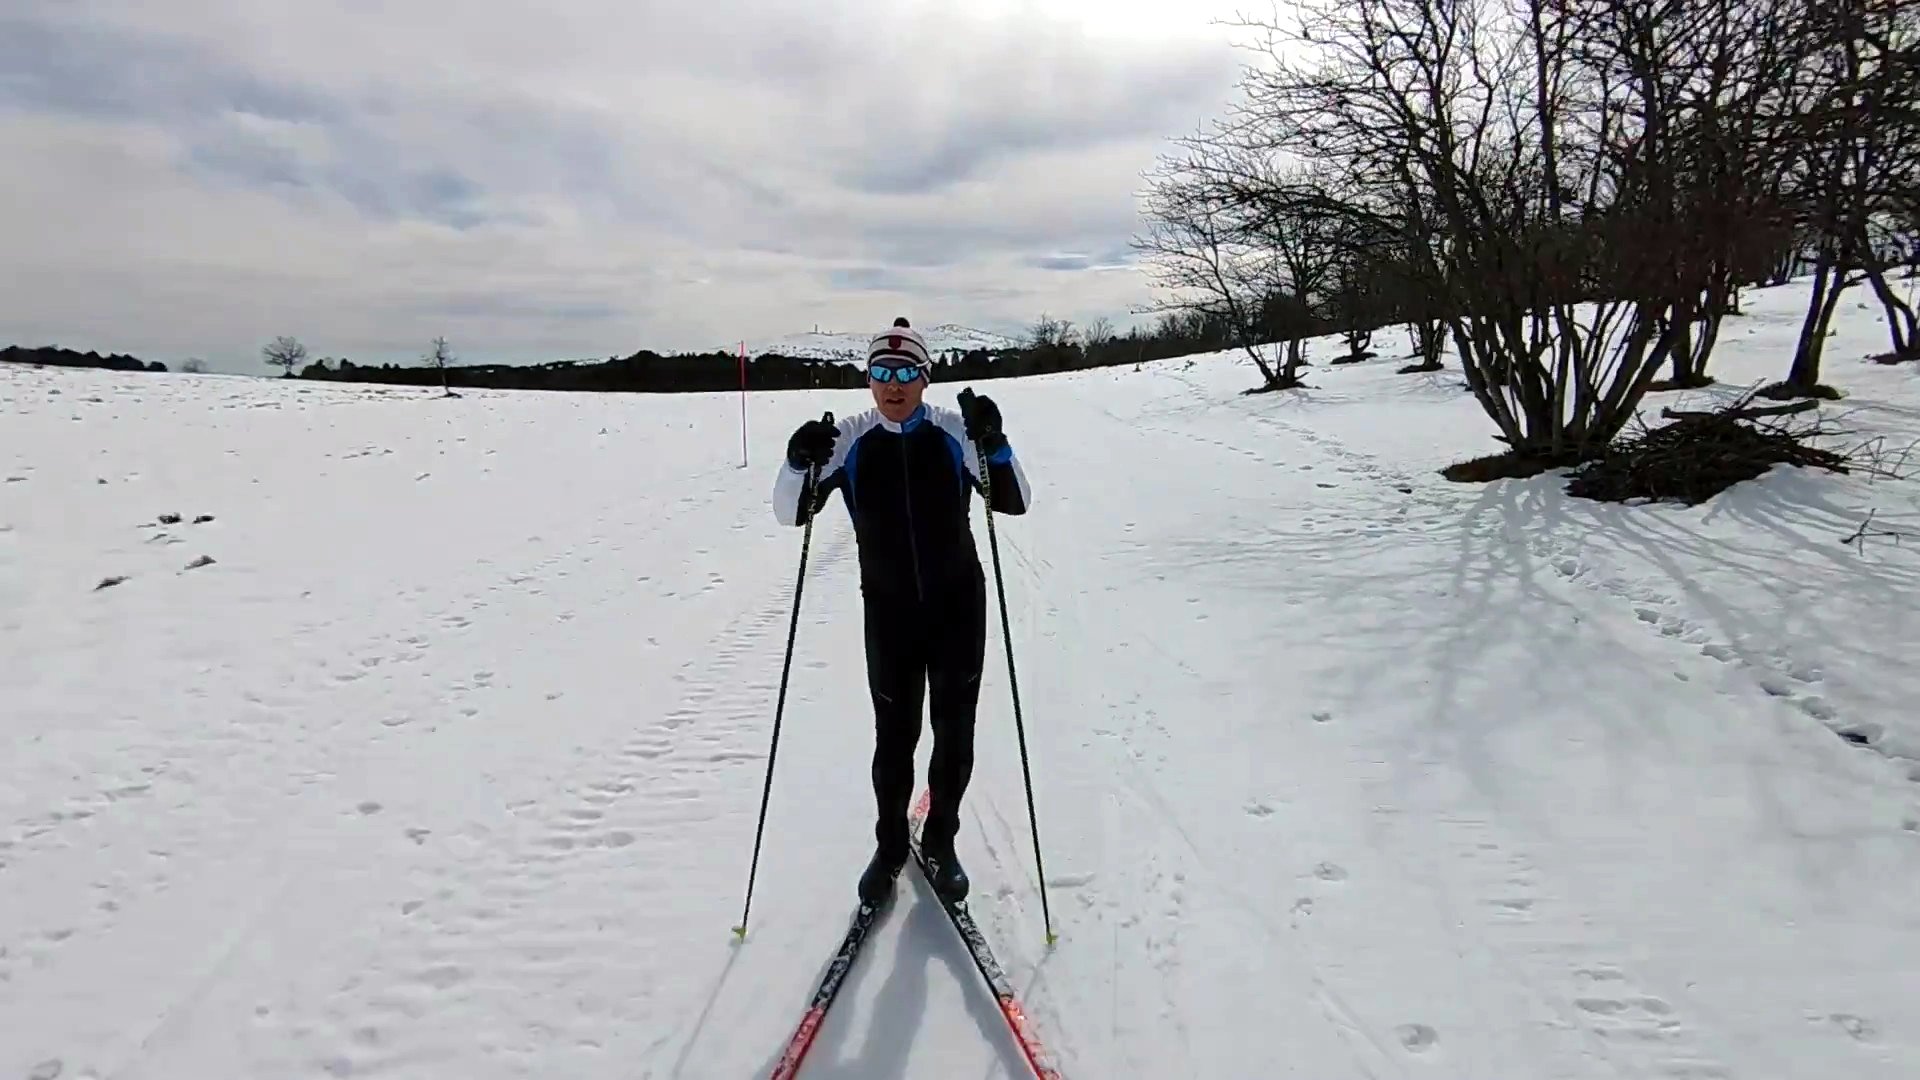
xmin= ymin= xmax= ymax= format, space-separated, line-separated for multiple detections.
xmin=734 ymin=411 xmax=832 ymax=940
xmin=958 ymin=388 xmax=1055 ymax=947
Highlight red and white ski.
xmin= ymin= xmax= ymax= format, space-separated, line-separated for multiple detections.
xmin=765 ymin=789 xmax=1063 ymax=1078
xmin=908 ymin=790 xmax=1064 ymax=1080
xmin=766 ymin=891 xmax=892 ymax=1078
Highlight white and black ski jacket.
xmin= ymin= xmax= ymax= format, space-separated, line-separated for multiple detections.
xmin=771 ymin=404 xmax=1031 ymax=603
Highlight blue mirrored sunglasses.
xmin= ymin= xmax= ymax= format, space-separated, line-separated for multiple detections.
xmin=867 ymin=361 xmax=924 ymax=383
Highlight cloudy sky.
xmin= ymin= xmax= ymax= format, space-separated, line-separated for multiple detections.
xmin=0 ymin=0 xmax=1252 ymax=373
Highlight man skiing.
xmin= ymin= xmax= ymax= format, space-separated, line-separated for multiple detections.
xmin=771 ymin=317 xmax=1031 ymax=907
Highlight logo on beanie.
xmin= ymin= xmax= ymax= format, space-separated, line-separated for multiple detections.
xmin=870 ymin=316 xmax=929 ymax=368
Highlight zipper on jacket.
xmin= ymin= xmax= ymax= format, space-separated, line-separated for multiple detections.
xmin=900 ymin=435 xmax=926 ymax=602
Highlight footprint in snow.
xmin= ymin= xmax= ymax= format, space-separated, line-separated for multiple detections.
xmin=1577 ymin=996 xmax=1673 ymax=1017
xmin=1788 ymin=662 xmax=1825 ymax=684
xmin=1395 ymin=1024 xmax=1438 ymax=1053
xmin=1313 ymin=862 xmax=1348 ymax=882
xmin=1827 ymin=1013 xmax=1878 ymax=1041
xmin=1798 ymin=697 xmax=1839 ymax=722
xmin=416 ymin=964 xmax=470 ymax=990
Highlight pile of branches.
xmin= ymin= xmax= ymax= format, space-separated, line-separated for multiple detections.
xmin=1564 ymin=394 xmax=1850 ymax=505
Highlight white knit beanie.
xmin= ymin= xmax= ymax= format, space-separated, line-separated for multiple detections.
xmin=868 ymin=316 xmax=931 ymax=369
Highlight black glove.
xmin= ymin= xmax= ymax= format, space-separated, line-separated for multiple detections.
xmin=958 ymin=390 xmax=1009 ymax=460
xmin=786 ymin=415 xmax=837 ymax=471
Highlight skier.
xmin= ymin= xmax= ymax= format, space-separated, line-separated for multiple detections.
xmin=771 ymin=317 xmax=1031 ymax=906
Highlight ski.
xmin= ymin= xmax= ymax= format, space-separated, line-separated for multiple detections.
xmin=908 ymin=791 xmax=1065 ymax=1080
xmin=766 ymin=896 xmax=891 ymax=1080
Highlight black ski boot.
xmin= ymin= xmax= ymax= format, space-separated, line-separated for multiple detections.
xmin=858 ymin=846 xmax=906 ymax=908
xmin=920 ymin=837 xmax=969 ymax=904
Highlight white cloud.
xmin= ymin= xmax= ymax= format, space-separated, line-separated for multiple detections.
xmin=0 ymin=1 xmax=1246 ymax=373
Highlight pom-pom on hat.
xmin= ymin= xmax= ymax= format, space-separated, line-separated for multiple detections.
xmin=868 ymin=316 xmax=931 ymax=369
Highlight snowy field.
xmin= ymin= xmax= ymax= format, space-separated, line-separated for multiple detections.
xmin=4 ymin=278 xmax=1919 ymax=1079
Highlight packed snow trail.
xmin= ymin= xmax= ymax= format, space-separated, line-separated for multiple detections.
xmin=4 ymin=279 xmax=1919 ymax=1078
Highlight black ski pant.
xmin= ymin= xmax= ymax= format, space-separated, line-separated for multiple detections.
xmin=864 ymin=562 xmax=987 ymax=863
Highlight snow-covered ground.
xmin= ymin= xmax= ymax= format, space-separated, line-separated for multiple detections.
xmin=3 ymin=278 xmax=1918 ymax=1079
xmin=745 ymin=323 xmax=1021 ymax=361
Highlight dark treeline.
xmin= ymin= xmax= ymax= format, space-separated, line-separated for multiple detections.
xmin=4 ymin=310 xmax=1241 ymax=392
xmin=1 ymin=345 xmax=168 ymax=373
xmin=289 ymin=310 xmax=1236 ymax=393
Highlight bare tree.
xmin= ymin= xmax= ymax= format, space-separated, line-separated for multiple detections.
xmin=1026 ymin=314 xmax=1077 ymax=350
xmin=1859 ymin=211 xmax=1920 ymax=361
xmin=1564 ymin=0 xmax=1817 ymax=390
xmin=425 ymin=335 xmax=456 ymax=395
xmin=1757 ymin=0 xmax=1920 ymax=389
xmin=1901 ymin=204 xmax=1920 ymax=280
xmin=262 ymin=336 xmax=307 ymax=377
xmin=1254 ymin=172 xmax=1355 ymax=381
xmin=1166 ymin=0 xmax=1840 ymax=455
xmin=181 ymin=358 xmax=207 ymax=374
xmin=1845 ymin=0 xmax=1920 ymax=359
xmin=1135 ymin=142 xmax=1354 ymax=389
xmin=1324 ymin=207 xmax=1409 ymax=363
xmin=1084 ymin=316 xmax=1117 ymax=348
xmin=1135 ymin=147 xmax=1288 ymax=387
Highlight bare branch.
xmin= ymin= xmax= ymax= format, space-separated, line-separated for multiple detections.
xmin=1841 ymin=508 xmax=1920 ymax=553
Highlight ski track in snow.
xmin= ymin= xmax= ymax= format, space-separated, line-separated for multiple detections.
xmin=5 ymin=279 xmax=1920 ymax=1079
xmin=1049 ymin=373 xmax=1719 ymax=1079
xmin=252 ymin=522 xmax=862 ymax=1079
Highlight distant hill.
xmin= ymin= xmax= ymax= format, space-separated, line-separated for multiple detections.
xmin=744 ymin=324 xmax=1022 ymax=361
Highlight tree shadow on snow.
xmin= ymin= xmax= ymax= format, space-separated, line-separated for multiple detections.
xmin=1415 ymin=474 xmax=1653 ymax=803
xmin=1542 ymin=469 xmax=1920 ymax=883
xmin=1242 ymin=472 xmax=1703 ymax=806
xmin=1557 ymin=467 xmax=1920 ymax=679
xmin=1145 ymin=472 xmax=1634 ymax=811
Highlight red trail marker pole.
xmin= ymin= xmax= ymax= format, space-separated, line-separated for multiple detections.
xmin=738 ymin=340 xmax=749 ymax=467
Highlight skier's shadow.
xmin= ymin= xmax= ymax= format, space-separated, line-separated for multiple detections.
xmin=799 ymin=878 xmax=1030 ymax=1078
